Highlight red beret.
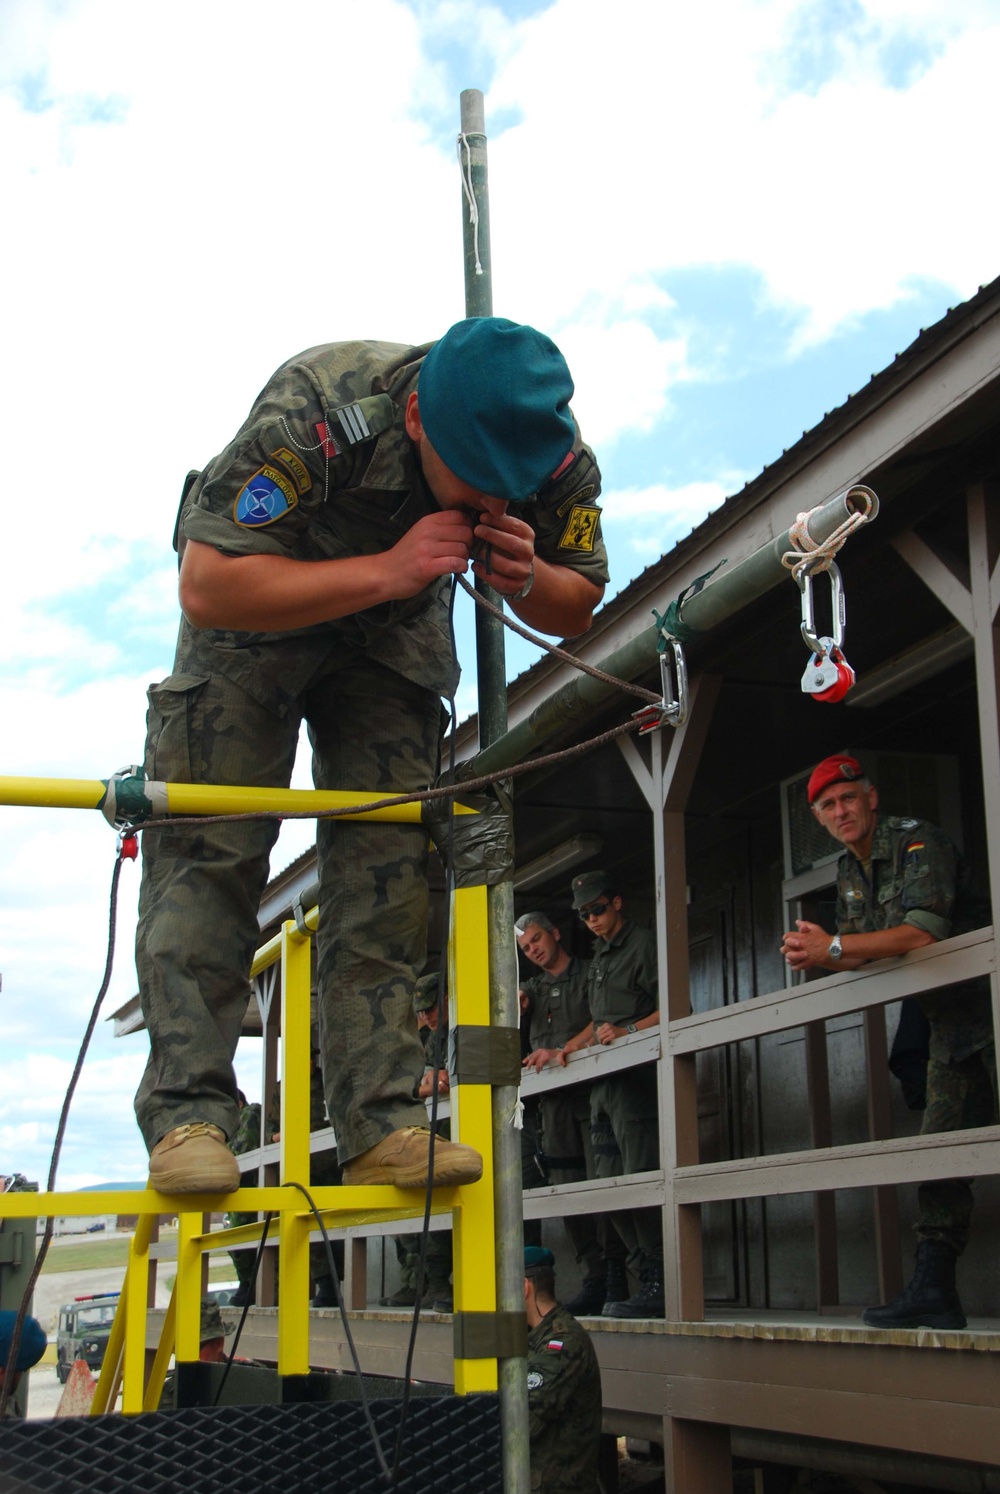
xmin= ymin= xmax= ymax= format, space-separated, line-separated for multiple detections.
xmin=807 ymin=754 xmax=864 ymax=804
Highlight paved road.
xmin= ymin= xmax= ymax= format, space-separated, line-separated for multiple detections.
xmin=20 ymin=1263 xmax=173 ymax=1420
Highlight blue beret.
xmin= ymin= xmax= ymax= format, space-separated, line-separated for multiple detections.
xmin=524 ymin=1246 xmax=555 ymax=1272
xmin=418 ymin=318 xmax=575 ymax=503
xmin=0 ymin=1311 xmax=47 ymax=1372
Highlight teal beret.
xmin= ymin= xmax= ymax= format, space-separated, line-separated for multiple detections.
xmin=0 ymin=1310 xmax=47 ymax=1371
xmin=418 ymin=318 xmax=575 ymax=502
xmin=524 ymin=1246 xmax=555 ymax=1272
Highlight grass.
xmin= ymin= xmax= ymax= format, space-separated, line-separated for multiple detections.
xmin=40 ymin=1237 xmax=132 ymax=1274
xmin=41 ymin=1230 xmax=238 ymax=1290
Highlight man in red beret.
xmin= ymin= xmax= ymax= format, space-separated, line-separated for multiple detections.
xmin=782 ymin=754 xmax=994 ymax=1330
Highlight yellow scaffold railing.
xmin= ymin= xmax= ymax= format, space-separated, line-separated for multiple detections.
xmin=0 ymin=777 xmax=497 ymax=1413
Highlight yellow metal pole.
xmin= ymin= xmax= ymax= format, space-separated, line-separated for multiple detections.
xmin=0 ymin=775 xmax=473 ymax=822
xmin=450 ymin=882 xmax=498 ymax=1394
xmin=277 ymin=919 xmax=313 ymax=1376
xmin=120 ymin=1217 xmax=153 ymax=1413
xmin=175 ymin=1210 xmax=206 ymax=1365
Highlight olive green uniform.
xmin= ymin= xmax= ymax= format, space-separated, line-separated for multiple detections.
xmin=527 ymin=1303 xmax=602 ymax=1493
xmin=587 ymin=920 xmax=662 ymax=1272
xmin=134 ymin=339 xmax=607 ymax=1164
xmin=835 ymin=815 xmax=995 ymax=1252
xmin=523 ymin=956 xmax=615 ymax=1279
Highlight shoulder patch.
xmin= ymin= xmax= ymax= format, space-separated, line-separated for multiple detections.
xmin=526 ymin=1371 xmax=544 ymax=1391
xmin=906 ymin=841 xmax=926 ymax=855
xmin=558 ymin=503 xmax=600 ymax=552
xmin=545 ymin=1339 xmax=564 ymax=1351
xmin=269 ymin=446 xmax=312 ymax=495
xmin=234 ymin=465 xmax=298 ymax=527
xmin=896 ymin=818 xmax=919 ymax=829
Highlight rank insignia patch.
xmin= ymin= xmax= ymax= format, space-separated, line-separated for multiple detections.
xmin=234 ymin=466 xmax=298 ymax=527
xmin=270 ymin=446 xmax=312 ymax=495
xmin=558 ymin=504 xmax=600 ymax=552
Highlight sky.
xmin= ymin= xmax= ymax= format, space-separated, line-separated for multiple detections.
xmin=1 ymin=0 xmax=998 ymax=1191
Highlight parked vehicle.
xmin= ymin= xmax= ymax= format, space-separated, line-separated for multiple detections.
xmin=56 ymin=1292 xmax=120 ymax=1383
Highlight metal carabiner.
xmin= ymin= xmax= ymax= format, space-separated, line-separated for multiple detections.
xmin=633 ymin=638 xmax=689 ymax=733
xmin=796 ymin=561 xmax=846 ymax=656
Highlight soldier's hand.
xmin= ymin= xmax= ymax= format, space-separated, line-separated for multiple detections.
xmin=388 ymin=510 xmax=475 ymax=597
xmin=781 ymin=919 xmax=829 ymax=971
xmin=523 ymin=1047 xmax=559 ymax=1073
xmin=470 ymin=511 xmax=535 ymax=597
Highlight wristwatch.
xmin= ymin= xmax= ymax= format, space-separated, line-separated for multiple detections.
xmin=828 ymin=934 xmax=844 ymax=961
xmin=625 ymin=1022 xmax=638 ymax=1034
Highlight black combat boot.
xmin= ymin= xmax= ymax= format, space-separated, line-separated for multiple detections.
xmin=600 ymin=1259 xmax=630 ymax=1316
xmin=862 ymin=1240 xmax=966 ymax=1330
xmin=311 ymin=1274 xmax=338 ymax=1308
xmin=563 ymin=1276 xmax=608 ymax=1316
xmin=229 ymin=1281 xmax=255 ymax=1308
xmin=603 ymin=1263 xmax=665 ymax=1320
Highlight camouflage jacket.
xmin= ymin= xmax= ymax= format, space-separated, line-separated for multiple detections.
xmin=523 ymin=956 xmax=592 ymax=1050
xmin=587 ymin=920 xmax=658 ymax=1028
xmin=175 ymin=340 xmax=607 ymax=715
xmin=835 ymin=815 xmax=993 ymax=1062
xmin=527 ymin=1303 xmax=602 ymax=1493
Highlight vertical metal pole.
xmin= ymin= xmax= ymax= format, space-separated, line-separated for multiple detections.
xmin=458 ymin=87 xmax=529 ymax=1493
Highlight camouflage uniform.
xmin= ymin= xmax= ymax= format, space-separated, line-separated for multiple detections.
xmin=586 ymin=919 xmax=661 ymax=1272
xmin=527 ymin=1303 xmax=602 ymax=1493
xmin=522 ymin=956 xmax=619 ymax=1279
xmin=134 ymin=339 xmax=607 ymax=1163
xmin=835 ymin=814 xmax=996 ymax=1252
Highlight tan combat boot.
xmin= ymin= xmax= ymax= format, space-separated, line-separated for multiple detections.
xmin=342 ymin=1127 xmax=483 ymax=1188
xmin=147 ymin=1122 xmax=240 ymax=1193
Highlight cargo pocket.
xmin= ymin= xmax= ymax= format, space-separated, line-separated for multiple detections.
xmin=144 ymin=674 xmax=210 ymax=783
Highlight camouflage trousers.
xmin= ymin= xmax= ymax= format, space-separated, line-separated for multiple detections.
xmin=917 ymin=1042 xmax=997 ymax=1253
xmin=590 ymin=1066 xmax=662 ymax=1271
xmin=134 ymin=649 xmax=439 ymax=1163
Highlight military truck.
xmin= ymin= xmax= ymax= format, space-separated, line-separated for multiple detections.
xmin=55 ymin=1292 xmax=120 ymax=1383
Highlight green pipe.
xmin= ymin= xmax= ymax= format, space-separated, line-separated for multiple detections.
xmin=462 ymin=485 xmax=877 ymax=780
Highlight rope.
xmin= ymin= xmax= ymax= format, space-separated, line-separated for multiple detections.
xmin=455 ymin=575 xmax=660 ymax=704
xmin=780 ymin=494 xmax=874 ymax=581
xmin=457 ymin=133 xmax=483 ymax=276
xmin=0 ymin=852 xmax=126 ymax=1417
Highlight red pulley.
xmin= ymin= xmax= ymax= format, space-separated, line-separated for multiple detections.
xmin=813 ymin=656 xmax=855 ymax=703
xmin=119 ymin=833 xmax=139 ymax=861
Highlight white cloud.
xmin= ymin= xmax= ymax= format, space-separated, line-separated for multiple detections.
xmin=601 ymin=479 xmax=734 ymax=559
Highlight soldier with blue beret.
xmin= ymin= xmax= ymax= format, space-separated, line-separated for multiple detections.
xmin=0 ymin=1310 xmax=47 ymax=1418
xmin=782 ymin=753 xmax=995 ymax=1330
xmin=137 ymin=318 xmax=608 ymax=1196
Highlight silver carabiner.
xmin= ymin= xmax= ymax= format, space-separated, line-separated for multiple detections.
xmin=796 ymin=561 xmax=845 ymax=656
xmin=633 ymin=639 xmax=689 ymax=733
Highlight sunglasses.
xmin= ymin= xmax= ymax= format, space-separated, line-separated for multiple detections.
xmin=578 ymin=900 xmax=612 ymax=922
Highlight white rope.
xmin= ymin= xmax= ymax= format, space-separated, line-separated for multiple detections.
xmin=510 ymin=1089 xmax=525 ymax=1131
xmin=780 ymin=496 xmax=874 ymax=581
xmin=457 ymin=132 xmax=483 ymax=275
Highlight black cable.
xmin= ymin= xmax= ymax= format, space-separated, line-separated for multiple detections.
xmin=210 ymin=1210 xmax=273 ymax=1407
xmin=282 ymin=1180 xmax=396 ymax=1485
xmin=0 ymin=844 xmax=128 ymax=1417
